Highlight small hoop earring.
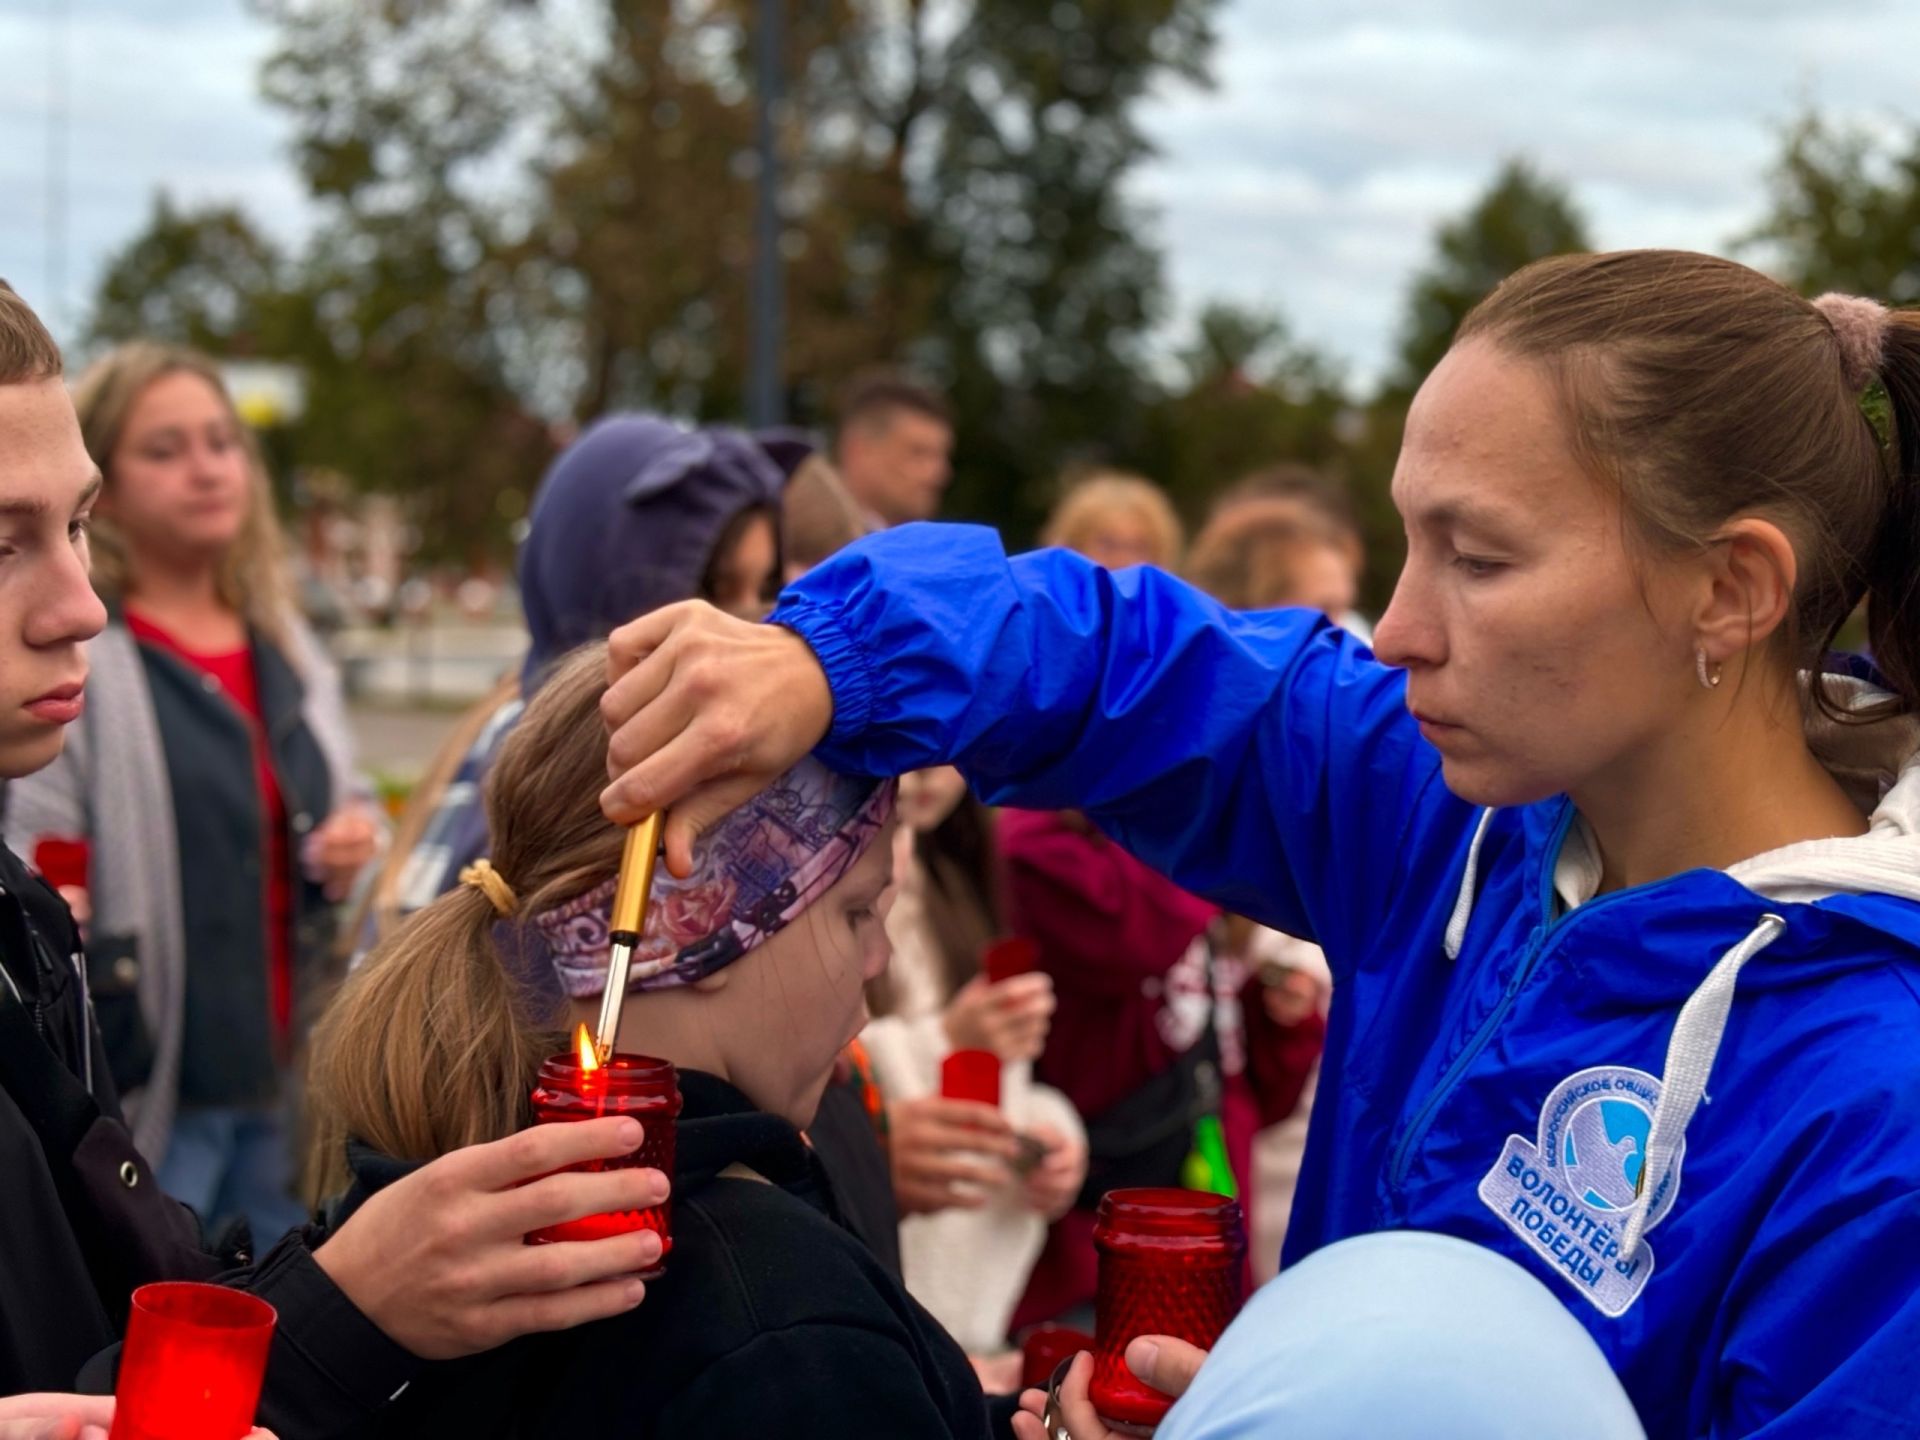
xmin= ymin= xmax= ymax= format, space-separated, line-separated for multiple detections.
xmin=1695 ymin=647 xmax=1723 ymax=690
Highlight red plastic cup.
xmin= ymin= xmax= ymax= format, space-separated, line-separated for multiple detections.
xmin=110 ymin=1282 xmax=276 ymax=1440
xmin=1021 ymin=1322 xmax=1094 ymax=1391
xmin=524 ymin=1050 xmax=680 ymax=1268
xmin=941 ymin=1048 xmax=1001 ymax=1107
xmin=982 ymin=935 xmax=1039 ymax=984
xmin=33 ymin=836 xmax=89 ymax=891
xmin=1091 ymin=1187 xmax=1246 ymax=1431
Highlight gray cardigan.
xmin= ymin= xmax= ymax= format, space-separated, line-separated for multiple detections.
xmin=2 ymin=615 xmax=358 ymax=1161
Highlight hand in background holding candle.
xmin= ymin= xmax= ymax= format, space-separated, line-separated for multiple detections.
xmin=942 ymin=973 xmax=1055 ymax=1063
xmin=314 ymin=1116 xmax=668 ymax=1359
xmin=1019 ymin=1122 xmax=1088 ymax=1221
xmin=887 ymin=1096 xmax=1020 ymax=1215
xmin=1010 ymin=1341 xmax=1210 ymax=1440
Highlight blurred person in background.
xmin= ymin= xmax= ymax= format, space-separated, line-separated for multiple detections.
xmin=6 ymin=341 xmax=378 ymax=1246
xmin=862 ymin=764 xmax=1087 ymax=1372
xmin=781 ymin=451 xmax=867 ymax=584
xmin=1211 ymin=463 xmax=1372 ymax=639
xmin=831 ymin=372 xmax=954 ymax=528
xmin=1040 ymin=468 xmax=1184 ymax=572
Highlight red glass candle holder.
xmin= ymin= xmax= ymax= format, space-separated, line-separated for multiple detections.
xmin=941 ymin=1048 xmax=1001 ymax=1106
xmin=110 ymin=1282 xmax=276 ymax=1440
xmin=982 ymin=935 xmax=1039 ymax=984
xmin=33 ymin=836 xmax=89 ymax=891
xmin=524 ymin=1050 xmax=680 ymax=1269
xmin=1020 ymin=1322 xmax=1094 ymax=1392
xmin=1091 ymin=1187 xmax=1246 ymax=1432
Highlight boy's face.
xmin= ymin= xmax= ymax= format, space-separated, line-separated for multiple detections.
xmin=0 ymin=380 xmax=106 ymax=779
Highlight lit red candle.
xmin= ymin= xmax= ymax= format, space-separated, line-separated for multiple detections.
xmin=525 ymin=1023 xmax=680 ymax=1261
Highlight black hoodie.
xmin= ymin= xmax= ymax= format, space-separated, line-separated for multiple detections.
xmin=349 ymin=1070 xmax=1015 ymax=1438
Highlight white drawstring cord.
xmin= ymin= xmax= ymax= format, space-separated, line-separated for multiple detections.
xmin=1622 ymin=913 xmax=1787 ymax=1255
xmin=1444 ymin=808 xmax=1497 ymax=960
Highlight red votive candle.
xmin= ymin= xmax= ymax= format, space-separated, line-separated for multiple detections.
xmin=1021 ymin=1322 xmax=1094 ymax=1391
xmin=941 ymin=1048 xmax=1001 ymax=1107
xmin=525 ymin=1049 xmax=680 ymax=1267
xmin=110 ymin=1282 xmax=276 ymax=1440
xmin=982 ymin=935 xmax=1039 ymax=984
xmin=1091 ymin=1187 xmax=1246 ymax=1432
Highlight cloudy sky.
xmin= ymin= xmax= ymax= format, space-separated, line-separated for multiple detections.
xmin=4 ymin=0 xmax=1917 ymax=389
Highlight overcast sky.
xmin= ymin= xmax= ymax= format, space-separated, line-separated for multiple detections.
xmin=3 ymin=0 xmax=1917 ymax=389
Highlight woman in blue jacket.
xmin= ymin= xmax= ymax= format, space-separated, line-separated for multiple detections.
xmin=594 ymin=250 xmax=1920 ymax=1438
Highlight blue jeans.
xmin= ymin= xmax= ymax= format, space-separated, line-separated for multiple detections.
xmin=156 ymin=1104 xmax=309 ymax=1247
xmin=1158 ymin=1231 xmax=1646 ymax=1440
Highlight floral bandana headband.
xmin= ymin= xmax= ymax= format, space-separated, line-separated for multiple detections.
xmin=526 ymin=758 xmax=895 ymax=1000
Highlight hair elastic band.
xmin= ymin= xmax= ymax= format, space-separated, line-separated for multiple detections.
xmin=1812 ymin=292 xmax=1891 ymax=393
xmin=460 ymin=859 xmax=518 ymax=917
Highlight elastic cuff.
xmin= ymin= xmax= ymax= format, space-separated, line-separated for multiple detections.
xmin=769 ymin=599 xmax=876 ymax=746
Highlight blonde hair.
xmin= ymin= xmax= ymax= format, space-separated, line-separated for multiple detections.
xmin=0 ymin=281 xmax=61 ymax=385
xmin=306 ymin=646 xmax=622 ymax=1200
xmin=1187 ymin=498 xmax=1345 ymax=610
xmin=1041 ymin=470 xmax=1185 ymax=569
xmin=70 ymin=342 xmax=295 ymax=645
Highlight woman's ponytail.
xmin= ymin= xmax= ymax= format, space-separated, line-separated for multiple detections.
xmin=1861 ymin=311 xmax=1920 ymax=714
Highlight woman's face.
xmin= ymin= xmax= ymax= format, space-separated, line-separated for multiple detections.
xmin=100 ymin=371 xmax=252 ymax=566
xmin=707 ymin=818 xmax=897 ymax=1127
xmin=1371 ymin=339 xmax=1698 ymax=808
xmin=706 ymin=509 xmax=779 ymax=620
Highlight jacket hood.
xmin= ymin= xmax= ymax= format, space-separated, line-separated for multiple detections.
xmin=517 ymin=416 xmax=807 ymax=690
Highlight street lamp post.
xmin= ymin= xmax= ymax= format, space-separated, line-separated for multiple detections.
xmin=747 ymin=0 xmax=785 ymax=427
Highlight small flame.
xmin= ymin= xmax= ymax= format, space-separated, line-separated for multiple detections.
xmin=575 ymin=1022 xmax=601 ymax=1073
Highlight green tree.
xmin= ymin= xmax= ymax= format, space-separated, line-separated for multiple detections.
xmin=1142 ymin=301 xmax=1349 ymax=522
xmin=1747 ymin=111 xmax=1920 ymax=302
xmin=1389 ymin=158 xmax=1590 ymax=393
xmin=87 ymin=194 xmax=299 ymax=355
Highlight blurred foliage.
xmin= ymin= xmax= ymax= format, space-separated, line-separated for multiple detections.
xmin=1747 ymin=111 xmax=1920 ymax=303
xmin=1388 ymin=157 xmax=1590 ymax=397
xmin=85 ymin=4 xmax=1623 ymax=599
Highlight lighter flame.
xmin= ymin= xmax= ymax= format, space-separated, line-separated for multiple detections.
xmin=575 ymin=1022 xmax=601 ymax=1073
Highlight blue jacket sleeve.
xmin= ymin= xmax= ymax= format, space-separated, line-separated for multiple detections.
xmin=772 ymin=522 xmax=1461 ymax=953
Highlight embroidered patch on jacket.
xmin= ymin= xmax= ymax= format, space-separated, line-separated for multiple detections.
xmin=1477 ymin=1064 xmax=1682 ymax=1318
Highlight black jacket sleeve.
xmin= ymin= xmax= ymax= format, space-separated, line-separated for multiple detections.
xmin=220 ymin=1228 xmax=421 ymax=1440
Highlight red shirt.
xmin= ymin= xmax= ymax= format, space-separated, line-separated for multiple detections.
xmin=124 ymin=610 xmax=295 ymax=1040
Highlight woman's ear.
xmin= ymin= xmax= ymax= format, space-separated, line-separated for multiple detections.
xmin=1694 ymin=516 xmax=1798 ymax=667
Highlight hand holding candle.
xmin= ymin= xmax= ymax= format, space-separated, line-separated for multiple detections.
xmin=525 ymin=1025 xmax=681 ymax=1261
xmin=311 ymin=1117 xmax=666 ymax=1360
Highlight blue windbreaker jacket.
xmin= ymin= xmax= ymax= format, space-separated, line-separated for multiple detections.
xmin=771 ymin=524 xmax=1920 ymax=1439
